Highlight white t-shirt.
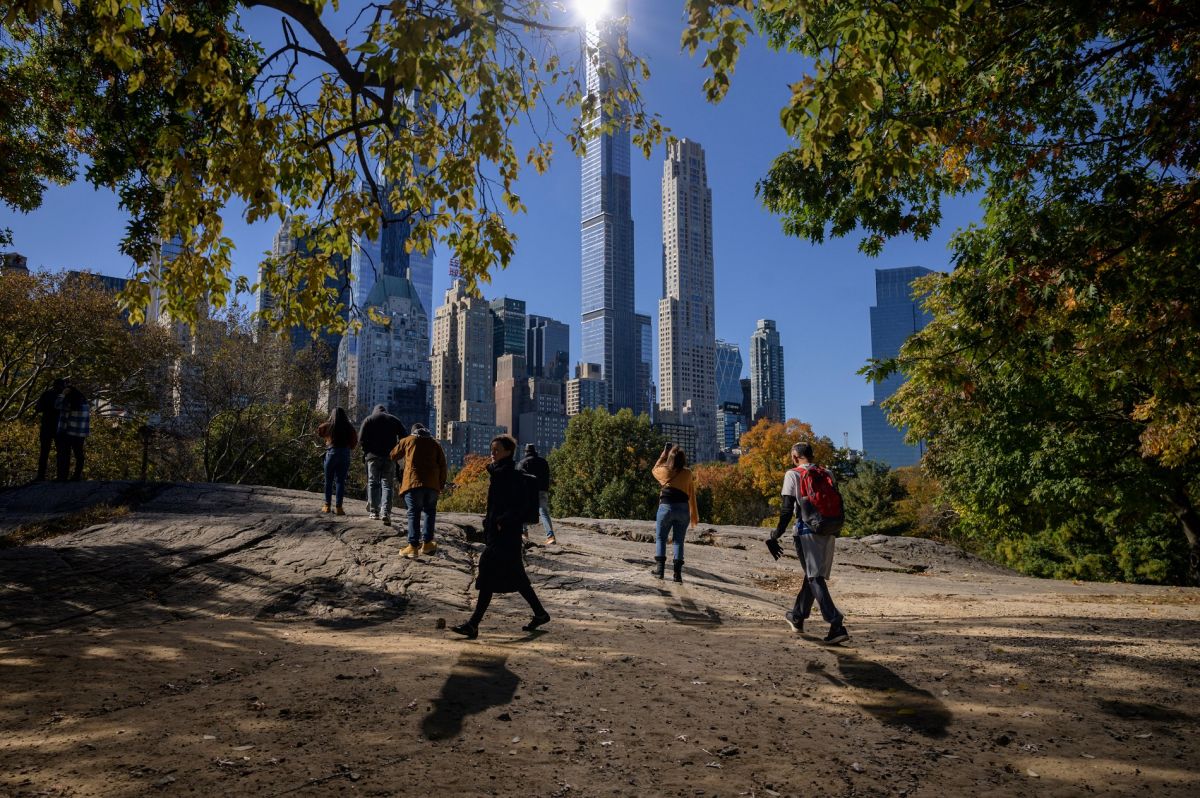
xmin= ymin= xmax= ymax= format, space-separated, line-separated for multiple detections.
xmin=780 ymin=465 xmax=814 ymax=502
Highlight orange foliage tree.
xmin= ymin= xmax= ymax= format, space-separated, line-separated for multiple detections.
xmin=737 ymin=419 xmax=836 ymax=516
xmin=693 ymin=462 xmax=771 ymax=526
xmin=438 ymin=454 xmax=490 ymax=514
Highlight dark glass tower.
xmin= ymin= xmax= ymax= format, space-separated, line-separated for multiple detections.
xmin=860 ymin=266 xmax=933 ymax=467
xmin=580 ymin=0 xmax=636 ymax=412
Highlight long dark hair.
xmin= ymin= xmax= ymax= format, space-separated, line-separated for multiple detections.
xmin=326 ymin=407 xmax=354 ymax=446
xmin=63 ymin=386 xmax=87 ymax=411
xmin=668 ymin=447 xmax=687 ymax=471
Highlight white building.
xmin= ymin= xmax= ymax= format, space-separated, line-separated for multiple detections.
xmin=658 ymin=139 xmax=717 ymax=463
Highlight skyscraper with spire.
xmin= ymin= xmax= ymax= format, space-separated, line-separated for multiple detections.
xmin=580 ymin=0 xmax=636 ymax=413
xmin=658 ymin=139 xmax=717 ymax=462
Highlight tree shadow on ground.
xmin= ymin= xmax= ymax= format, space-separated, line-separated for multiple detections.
xmin=256 ymin=576 xmax=408 ymax=630
xmin=421 ymin=650 xmax=519 ymax=741
xmin=810 ymin=651 xmax=952 ymax=737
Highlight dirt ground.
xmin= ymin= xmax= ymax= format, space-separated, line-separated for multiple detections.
xmin=1 ymin=482 xmax=1198 ymax=797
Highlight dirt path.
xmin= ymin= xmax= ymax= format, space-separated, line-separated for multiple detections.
xmin=1 ymin=483 xmax=1197 ymax=797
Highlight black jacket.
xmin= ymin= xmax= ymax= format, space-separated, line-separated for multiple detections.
xmin=516 ymin=454 xmax=551 ymax=492
xmin=35 ymin=389 xmax=61 ymax=434
xmin=358 ymin=406 xmax=407 ymax=457
xmin=476 ymin=456 xmax=532 ymax=594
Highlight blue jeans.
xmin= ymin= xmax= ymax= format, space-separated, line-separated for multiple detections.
xmin=404 ymin=487 xmax=439 ymax=545
xmin=537 ymin=490 xmax=554 ymax=536
xmin=324 ymin=447 xmax=352 ymax=507
xmin=655 ymin=502 xmax=689 ymax=561
xmin=365 ymin=453 xmax=393 ymax=518
xmin=792 ymin=521 xmax=843 ymax=625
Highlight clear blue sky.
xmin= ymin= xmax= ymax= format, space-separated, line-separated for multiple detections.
xmin=0 ymin=1 xmax=979 ymax=449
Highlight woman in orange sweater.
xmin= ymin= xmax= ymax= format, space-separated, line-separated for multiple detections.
xmin=316 ymin=407 xmax=358 ymax=515
xmin=651 ymin=444 xmax=699 ymax=582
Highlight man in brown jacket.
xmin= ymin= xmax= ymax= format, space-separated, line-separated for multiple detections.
xmin=391 ymin=423 xmax=449 ymax=559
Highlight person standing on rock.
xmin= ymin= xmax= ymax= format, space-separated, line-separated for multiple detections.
xmin=34 ymin=377 xmax=66 ymax=481
xmin=391 ymin=423 xmax=448 ymax=559
xmin=769 ymin=442 xmax=850 ymax=645
xmin=651 ymin=443 xmax=698 ymax=582
xmin=316 ymin=407 xmax=358 ymax=515
xmin=451 ymin=435 xmax=550 ymax=639
xmin=358 ymin=405 xmax=407 ymax=525
xmin=517 ymin=443 xmax=556 ymax=545
xmin=55 ymin=385 xmax=90 ymax=482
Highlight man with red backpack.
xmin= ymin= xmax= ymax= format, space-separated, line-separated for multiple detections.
xmin=766 ymin=442 xmax=850 ymax=644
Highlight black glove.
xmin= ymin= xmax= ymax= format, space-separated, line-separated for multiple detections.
xmin=765 ymin=538 xmax=783 ymax=561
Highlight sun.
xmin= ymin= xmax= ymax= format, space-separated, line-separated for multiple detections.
xmin=577 ymin=0 xmax=611 ymax=25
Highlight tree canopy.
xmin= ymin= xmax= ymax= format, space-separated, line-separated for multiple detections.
xmin=686 ymin=0 xmax=1200 ymax=581
xmin=1 ymin=0 xmax=662 ymax=330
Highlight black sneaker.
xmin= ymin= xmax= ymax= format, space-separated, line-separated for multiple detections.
xmin=450 ymin=622 xmax=478 ymax=639
xmin=784 ymin=611 xmax=803 ymax=635
xmin=522 ymin=613 xmax=551 ymax=632
xmin=823 ymin=623 xmax=850 ymax=645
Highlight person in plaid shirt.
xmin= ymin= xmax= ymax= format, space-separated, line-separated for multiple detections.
xmin=55 ymin=386 xmax=90 ymax=482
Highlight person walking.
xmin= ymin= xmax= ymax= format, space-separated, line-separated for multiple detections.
xmin=34 ymin=377 xmax=66 ymax=481
xmin=650 ymin=443 xmax=698 ymax=582
xmin=55 ymin=385 xmax=90 ymax=482
xmin=451 ymin=435 xmax=550 ymax=639
xmin=358 ymin=404 xmax=407 ymax=525
xmin=768 ymin=442 xmax=850 ymax=645
xmin=517 ymin=443 xmax=556 ymax=545
xmin=391 ymin=423 xmax=448 ymax=558
xmin=316 ymin=407 xmax=358 ymax=515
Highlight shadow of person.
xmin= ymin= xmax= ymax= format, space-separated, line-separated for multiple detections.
xmin=809 ymin=651 xmax=952 ymax=737
xmin=421 ymin=650 xmax=520 ymax=741
xmin=656 ymin=588 xmax=722 ymax=627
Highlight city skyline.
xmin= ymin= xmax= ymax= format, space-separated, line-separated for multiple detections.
xmin=0 ymin=1 xmax=976 ymax=450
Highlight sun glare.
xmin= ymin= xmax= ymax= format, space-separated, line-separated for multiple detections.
xmin=577 ymin=0 xmax=611 ymax=25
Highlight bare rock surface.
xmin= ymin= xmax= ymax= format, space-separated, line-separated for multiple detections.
xmin=1 ymin=481 xmax=1198 ymax=797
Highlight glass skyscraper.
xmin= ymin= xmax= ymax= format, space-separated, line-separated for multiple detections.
xmin=580 ymin=0 xmax=636 ymax=412
xmin=527 ymin=314 xmax=570 ymax=380
xmin=750 ymin=319 xmax=785 ymax=423
xmin=860 ymin=266 xmax=934 ymax=467
xmin=715 ymin=340 xmax=744 ymax=407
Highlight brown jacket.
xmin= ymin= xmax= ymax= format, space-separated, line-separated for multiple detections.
xmin=391 ymin=432 xmax=448 ymax=495
xmin=652 ymin=464 xmax=699 ymax=527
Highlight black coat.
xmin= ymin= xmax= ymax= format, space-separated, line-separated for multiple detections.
xmin=358 ymin=407 xmax=407 ymax=457
xmin=516 ymin=454 xmax=551 ymax=492
xmin=475 ymin=457 xmax=531 ymax=594
xmin=35 ymin=389 xmax=60 ymax=436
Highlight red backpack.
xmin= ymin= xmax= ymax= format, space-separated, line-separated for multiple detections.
xmin=794 ymin=465 xmax=845 ymax=536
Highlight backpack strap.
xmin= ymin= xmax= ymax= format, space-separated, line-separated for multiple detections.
xmin=793 ymin=465 xmax=814 ymax=502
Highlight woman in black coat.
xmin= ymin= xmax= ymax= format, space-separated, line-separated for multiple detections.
xmin=451 ymin=435 xmax=550 ymax=639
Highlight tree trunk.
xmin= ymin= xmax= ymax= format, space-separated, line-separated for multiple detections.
xmin=1168 ymin=485 xmax=1200 ymax=586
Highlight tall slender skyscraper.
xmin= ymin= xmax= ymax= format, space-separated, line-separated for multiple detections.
xmin=750 ymin=319 xmax=785 ymax=423
xmin=580 ymin=0 xmax=636 ymax=412
xmin=658 ymin=139 xmax=717 ymax=462
xmin=861 ymin=266 xmax=933 ymax=467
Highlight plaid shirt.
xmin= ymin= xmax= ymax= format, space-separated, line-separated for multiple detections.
xmin=58 ymin=401 xmax=91 ymax=438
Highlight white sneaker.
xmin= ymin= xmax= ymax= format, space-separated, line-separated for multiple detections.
xmin=369 ymin=512 xmax=380 ymax=520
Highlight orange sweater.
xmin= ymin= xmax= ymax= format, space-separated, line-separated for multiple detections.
xmin=652 ymin=464 xmax=699 ymax=526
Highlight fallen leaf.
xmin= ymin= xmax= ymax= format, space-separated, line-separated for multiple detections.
xmin=232 ymin=744 xmax=254 ymax=751
xmin=1027 ymin=769 xmax=1040 ymax=778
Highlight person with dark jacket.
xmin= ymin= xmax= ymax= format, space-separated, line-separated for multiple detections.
xmin=517 ymin=443 xmax=556 ymax=544
xmin=55 ymin=385 xmax=90 ymax=482
xmin=316 ymin=407 xmax=358 ymax=515
xmin=358 ymin=405 xmax=406 ymax=525
xmin=34 ymin=378 xmax=66 ymax=481
xmin=391 ymin=423 xmax=449 ymax=558
xmin=451 ymin=435 xmax=550 ymax=639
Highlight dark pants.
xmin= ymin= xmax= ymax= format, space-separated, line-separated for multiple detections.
xmin=55 ymin=434 xmax=85 ymax=481
xmin=37 ymin=431 xmax=56 ymax=480
xmin=323 ymin=447 xmax=352 ymax=506
xmin=468 ymin=584 xmax=546 ymax=628
xmin=791 ymin=525 xmax=843 ymax=625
